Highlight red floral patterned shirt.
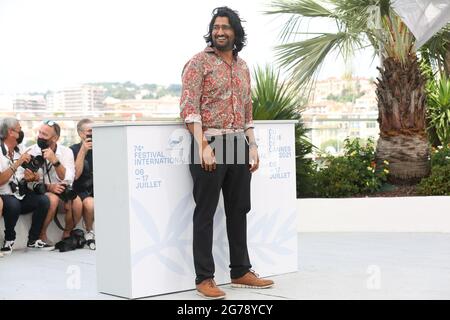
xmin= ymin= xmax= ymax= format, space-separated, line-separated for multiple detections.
xmin=180 ymin=47 xmax=254 ymax=132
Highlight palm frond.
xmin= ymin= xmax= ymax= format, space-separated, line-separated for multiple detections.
xmin=382 ymin=12 xmax=415 ymax=64
xmin=252 ymin=64 xmax=303 ymax=120
xmin=266 ymin=0 xmax=335 ymax=43
xmin=267 ymin=0 xmax=334 ymax=17
xmin=420 ymin=23 xmax=450 ymax=77
xmin=275 ymin=32 xmax=365 ymax=90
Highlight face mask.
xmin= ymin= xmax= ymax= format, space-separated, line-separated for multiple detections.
xmin=37 ymin=137 xmax=49 ymax=149
xmin=16 ymin=131 xmax=24 ymax=144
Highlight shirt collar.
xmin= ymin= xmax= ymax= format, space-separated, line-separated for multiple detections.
xmin=3 ymin=143 xmax=19 ymax=157
xmin=54 ymin=143 xmax=62 ymax=156
xmin=33 ymin=142 xmax=61 ymax=155
xmin=204 ymin=46 xmax=238 ymax=61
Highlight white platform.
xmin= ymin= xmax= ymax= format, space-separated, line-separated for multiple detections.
xmin=92 ymin=121 xmax=298 ymax=299
xmin=297 ymin=196 xmax=450 ymax=233
xmin=1 ymin=233 xmax=450 ymax=300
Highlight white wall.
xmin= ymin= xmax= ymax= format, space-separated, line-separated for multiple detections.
xmin=297 ymin=196 xmax=450 ymax=233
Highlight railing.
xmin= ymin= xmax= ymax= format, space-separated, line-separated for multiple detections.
xmin=303 ymin=116 xmax=379 ymax=155
xmin=5 ymin=114 xmax=180 ymax=148
xmin=5 ymin=112 xmax=381 ymax=155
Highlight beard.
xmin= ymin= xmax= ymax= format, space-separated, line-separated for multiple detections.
xmin=212 ymin=37 xmax=234 ymax=52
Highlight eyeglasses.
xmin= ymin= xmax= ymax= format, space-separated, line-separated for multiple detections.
xmin=43 ymin=120 xmax=56 ymax=126
xmin=213 ymin=24 xmax=232 ymax=31
xmin=43 ymin=120 xmax=61 ymax=136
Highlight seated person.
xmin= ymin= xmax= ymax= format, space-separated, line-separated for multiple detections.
xmin=28 ymin=120 xmax=82 ymax=242
xmin=70 ymin=119 xmax=95 ymax=249
xmin=0 ymin=117 xmax=52 ymax=255
xmin=0 ymin=197 xmax=3 ymax=257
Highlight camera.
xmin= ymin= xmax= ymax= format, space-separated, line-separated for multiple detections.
xmin=28 ymin=181 xmax=46 ymax=195
xmin=21 ymin=155 xmax=45 ymax=172
xmin=58 ymin=185 xmax=77 ymax=202
xmin=54 ymin=229 xmax=86 ymax=252
xmin=9 ymin=179 xmax=28 ymax=200
xmin=86 ymin=134 xmax=92 ymax=142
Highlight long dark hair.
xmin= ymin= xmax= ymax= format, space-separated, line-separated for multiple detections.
xmin=204 ymin=6 xmax=247 ymax=56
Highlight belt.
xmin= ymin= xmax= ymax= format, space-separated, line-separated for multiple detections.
xmin=204 ymin=128 xmax=244 ymax=137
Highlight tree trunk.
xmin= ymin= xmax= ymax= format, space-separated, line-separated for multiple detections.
xmin=375 ymin=55 xmax=431 ymax=184
xmin=376 ymin=135 xmax=430 ymax=184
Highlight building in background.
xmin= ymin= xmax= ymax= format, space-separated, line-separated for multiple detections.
xmin=303 ymin=77 xmax=379 ymax=156
xmin=103 ymin=95 xmax=180 ymax=118
xmin=47 ymin=85 xmax=106 ymax=114
xmin=13 ymin=94 xmax=47 ymax=112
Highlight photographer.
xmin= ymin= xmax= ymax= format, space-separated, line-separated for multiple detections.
xmin=70 ymin=119 xmax=95 ymax=249
xmin=0 ymin=118 xmax=53 ymax=255
xmin=28 ymin=120 xmax=82 ymax=242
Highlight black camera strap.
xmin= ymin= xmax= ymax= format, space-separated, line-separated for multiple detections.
xmin=43 ymin=160 xmax=53 ymax=185
xmin=1 ymin=144 xmax=27 ymax=200
xmin=5 ymin=150 xmax=22 ymax=186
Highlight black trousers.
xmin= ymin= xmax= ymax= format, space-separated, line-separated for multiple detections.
xmin=190 ymin=133 xmax=252 ymax=284
xmin=1 ymin=193 xmax=50 ymax=242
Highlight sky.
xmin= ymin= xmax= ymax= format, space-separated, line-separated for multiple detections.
xmin=0 ymin=0 xmax=379 ymax=94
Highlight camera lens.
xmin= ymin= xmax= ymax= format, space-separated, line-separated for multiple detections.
xmin=32 ymin=182 xmax=46 ymax=195
xmin=59 ymin=185 xmax=77 ymax=202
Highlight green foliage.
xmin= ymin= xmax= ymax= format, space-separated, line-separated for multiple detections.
xmin=430 ymin=145 xmax=450 ymax=167
xmin=417 ymin=145 xmax=450 ymax=196
xmin=309 ymin=137 xmax=389 ymax=197
xmin=326 ymin=87 xmax=364 ymax=103
xmin=420 ymin=23 xmax=450 ymax=78
xmin=252 ymin=65 xmax=302 ymax=119
xmin=295 ymin=124 xmax=317 ymax=198
xmin=417 ymin=164 xmax=450 ymax=196
xmin=426 ymin=75 xmax=450 ymax=146
xmin=88 ymin=82 xmax=181 ymax=100
xmin=251 ymin=64 xmax=316 ymax=197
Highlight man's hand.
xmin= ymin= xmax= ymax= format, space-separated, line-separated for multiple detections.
xmin=17 ymin=152 xmax=31 ymax=167
xmin=47 ymin=183 xmax=65 ymax=195
xmin=23 ymin=169 xmax=40 ymax=182
xmin=81 ymin=138 xmax=93 ymax=152
xmin=42 ymin=148 xmax=58 ymax=164
xmin=200 ymin=142 xmax=216 ymax=172
xmin=249 ymin=147 xmax=259 ymax=173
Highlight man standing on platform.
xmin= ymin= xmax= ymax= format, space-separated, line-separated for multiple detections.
xmin=180 ymin=6 xmax=274 ymax=300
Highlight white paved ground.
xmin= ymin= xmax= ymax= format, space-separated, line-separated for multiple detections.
xmin=1 ymin=233 xmax=449 ymax=300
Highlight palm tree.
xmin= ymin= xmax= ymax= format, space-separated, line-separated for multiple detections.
xmin=268 ymin=0 xmax=434 ymax=184
xmin=252 ymin=65 xmax=316 ymax=197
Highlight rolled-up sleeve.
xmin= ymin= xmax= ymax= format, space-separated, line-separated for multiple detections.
xmin=180 ymin=57 xmax=203 ymax=125
xmin=244 ymin=67 xmax=254 ymax=130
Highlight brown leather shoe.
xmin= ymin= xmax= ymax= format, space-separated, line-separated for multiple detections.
xmin=196 ymin=279 xmax=226 ymax=300
xmin=231 ymin=270 xmax=274 ymax=289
